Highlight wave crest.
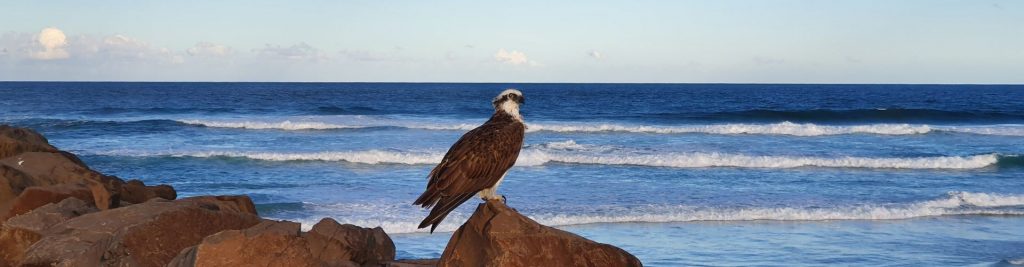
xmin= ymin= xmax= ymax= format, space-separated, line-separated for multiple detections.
xmin=176 ymin=118 xmax=1024 ymax=137
xmin=275 ymin=191 xmax=1024 ymax=234
xmin=92 ymin=147 xmax=1010 ymax=170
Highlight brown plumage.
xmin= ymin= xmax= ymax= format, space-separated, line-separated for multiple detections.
xmin=414 ymin=90 xmax=525 ymax=233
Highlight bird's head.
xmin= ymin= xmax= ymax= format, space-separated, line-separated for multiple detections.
xmin=492 ymin=89 xmax=524 ymax=109
xmin=492 ymin=89 xmax=525 ymax=121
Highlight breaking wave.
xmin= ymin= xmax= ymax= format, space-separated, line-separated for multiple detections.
xmin=176 ymin=119 xmax=1024 ymax=136
xmin=277 ymin=191 xmax=1024 ymax=234
xmin=92 ymin=146 xmax=1018 ymax=170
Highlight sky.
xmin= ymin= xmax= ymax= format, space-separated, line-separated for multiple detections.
xmin=1 ymin=0 xmax=1021 ymax=83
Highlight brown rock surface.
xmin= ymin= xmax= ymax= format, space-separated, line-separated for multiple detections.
xmin=179 ymin=195 xmax=258 ymax=215
xmin=0 ymin=197 xmax=97 ymax=266
xmin=306 ymin=217 xmax=396 ymax=266
xmin=0 ymin=126 xmax=59 ymax=160
xmin=439 ymin=200 xmax=643 ymax=267
xmin=2 ymin=183 xmax=95 ymax=221
xmin=19 ymin=197 xmax=261 ymax=267
xmin=121 ymin=179 xmax=177 ymax=204
xmin=0 ymin=152 xmax=123 ymax=212
xmin=169 ymin=218 xmax=395 ymax=267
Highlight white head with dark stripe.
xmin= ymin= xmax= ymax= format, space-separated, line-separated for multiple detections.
xmin=492 ymin=89 xmax=524 ymax=122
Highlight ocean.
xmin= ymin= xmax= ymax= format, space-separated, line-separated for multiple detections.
xmin=2 ymin=82 xmax=1023 ymax=266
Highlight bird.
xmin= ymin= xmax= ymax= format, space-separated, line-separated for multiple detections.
xmin=413 ymin=89 xmax=526 ymax=233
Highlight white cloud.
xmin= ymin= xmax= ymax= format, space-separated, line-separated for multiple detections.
xmin=255 ymin=42 xmax=329 ymax=61
xmin=31 ymin=27 xmax=70 ymax=60
xmin=187 ymin=42 xmax=232 ymax=57
xmin=88 ymin=34 xmax=181 ymax=64
xmin=494 ymin=49 xmax=531 ymax=65
xmin=588 ymin=50 xmax=602 ymax=59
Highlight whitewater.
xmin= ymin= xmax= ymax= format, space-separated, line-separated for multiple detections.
xmin=176 ymin=118 xmax=1024 ymax=136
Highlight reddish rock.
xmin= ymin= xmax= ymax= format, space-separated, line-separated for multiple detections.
xmin=306 ymin=218 xmax=396 ymax=266
xmin=0 ymin=198 xmax=97 ymax=266
xmin=121 ymin=179 xmax=177 ymax=204
xmin=2 ymin=183 xmax=94 ymax=221
xmin=180 ymin=195 xmax=258 ymax=215
xmin=0 ymin=165 xmax=34 ymax=219
xmin=0 ymin=126 xmax=59 ymax=161
xmin=439 ymin=200 xmax=643 ymax=267
xmin=19 ymin=197 xmax=261 ymax=267
xmin=0 ymin=152 xmax=123 ymax=212
xmin=169 ymin=220 xmax=325 ymax=267
xmin=168 ymin=218 xmax=395 ymax=267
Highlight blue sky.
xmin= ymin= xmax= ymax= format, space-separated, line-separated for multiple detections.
xmin=1 ymin=0 xmax=1021 ymax=83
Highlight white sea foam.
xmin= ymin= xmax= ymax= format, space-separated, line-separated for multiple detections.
xmin=528 ymin=192 xmax=1024 ymax=227
xmin=177 ymin=119 xmax=366 ymax=130
xmin=527 ymin=121 xmax=937 ymax=136
xmin=515 ymin=150 xmax=1000 ymax=169
xmin=95 ymin=147 xmax=1002 ymax=170
xmin=177 ymin=118 xmax=1024 ymax=137
xmin=156 ymin=150 xmax=443 ymax=165
xmin=280 ymin=191 xmax=1024 ymax=234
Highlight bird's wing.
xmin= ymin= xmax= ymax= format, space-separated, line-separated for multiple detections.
xmin=413 ymin=121 xmax=524 ymax=232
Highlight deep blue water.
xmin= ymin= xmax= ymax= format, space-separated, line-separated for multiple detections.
xmin=2 ymin=82 xmax=1024 ymax=266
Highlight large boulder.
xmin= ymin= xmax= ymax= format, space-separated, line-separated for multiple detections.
xmin=121 ymin=179 xmax=177 ymax=204
xmin=18 ymin=197 xmax=261 ymax=267
xmin=0 ymin=126 xmax=59 ymax=160
xmin=0 ymin=198 xmax=97 ymax=266
xmin=439 ymin=200 xmax=643 ymax=267
xmin=1 ymin=183 xmax=95 ymax=221
xmin=0 ymin=152 xmax=123 ymax=215
xmin=168 ymin=218 xmax=395 ymax=267
xmin=178 ymin=193 xmax=256 ymax=213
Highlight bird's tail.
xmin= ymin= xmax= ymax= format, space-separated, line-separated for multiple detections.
xmin=417 ymin=193 xmax=475 ymax=233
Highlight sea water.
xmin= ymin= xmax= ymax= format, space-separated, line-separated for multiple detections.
xmin=2 ymin=82 xmax=1023 ymax=266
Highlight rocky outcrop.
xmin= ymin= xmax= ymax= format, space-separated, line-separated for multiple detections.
xmin=18 ymin=197 xmax=261 ymax=267
xmin=0 ymin=198 xmax=97 ymax=266
xmin=440 ymin=200 xmax=643 ymax=267
xmin=0 ymin=127 xmax=177 ymax=222
xmin=179 ymin=195 xmax=258 ymax=215
xmin=1 ymin=183 xmax=95 ymax=221
xmin=0 ymin=125 xmax=642 ymax=267
xmin=0 ymin=152 xmax=124 ymax=221
xmin=121 ymin=179 xmax=177 ymax=204
xmin=168 ymin=218 xmax=395 ymax=267
xmin=0 ymin=126 xmax=59 ymax=160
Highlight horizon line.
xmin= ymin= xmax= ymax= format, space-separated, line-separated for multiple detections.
xmin=1 ymin=80 xmax=1022 ymax=86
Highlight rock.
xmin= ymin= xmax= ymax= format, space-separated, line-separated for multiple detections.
xmin=169 ymin=218 xmax=395 ymax=267
xmin=439 ymin=200 xmax=643 ymax=267
xmin=305 ymin=218 xmax=396 ymax=266
xmin=179 ymin=195 xmax=257 ymax=215
xmin=0 ymin=198 xmax=97 ymax=266
xmin=170 ymin=220 xmax=327 ymax=267
xmin=121 ymin=179 xmax=177 ymax=203
xmin=0 ymin=126 xmax=59 ymax=161
xmin=19 ymin=197 xmax=261 ymax=267
xmin=0 ymin=152 xmax=123 ymax=212
xmin=1 ymin=184 xmax=94 ymax=221
xmin=0 ymin=165 xmax=35 ymax=219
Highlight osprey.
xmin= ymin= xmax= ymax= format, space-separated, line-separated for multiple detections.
xmin=413 ymin=89 xmax=526 ymax=232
